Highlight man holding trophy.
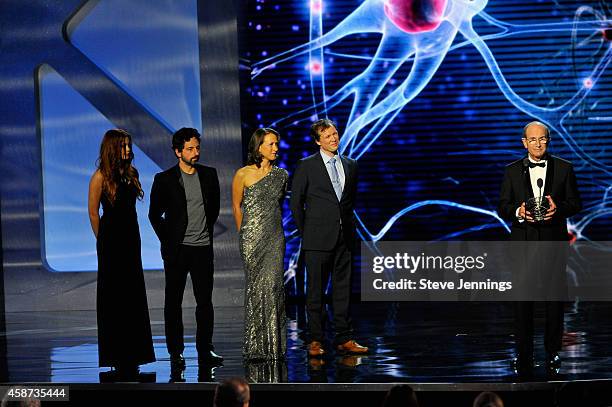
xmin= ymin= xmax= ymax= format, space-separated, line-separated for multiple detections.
xmin=498 ymin=121 xmax=582 ymax=374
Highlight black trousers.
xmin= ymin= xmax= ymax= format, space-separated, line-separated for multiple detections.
xmin=513 ymin=242 xmax=567 ymax=357
xmin=515 ymin=301 xmax=564 ymax=356
xmin=164 ymin=244 xmax=214 ymax=357
xmin=304 ymin=231 xmax=353 ymax=345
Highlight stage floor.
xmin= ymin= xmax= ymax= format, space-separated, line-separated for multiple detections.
xmin=4 ymin=301 xmax=612 ymax=384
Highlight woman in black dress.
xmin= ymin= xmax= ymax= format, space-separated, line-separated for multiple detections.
xmin=88 ymin=129 xmax=155 ymax=381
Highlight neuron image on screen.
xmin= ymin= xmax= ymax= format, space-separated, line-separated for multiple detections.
xmin=240 ymin=0 xmax=612 ymax=290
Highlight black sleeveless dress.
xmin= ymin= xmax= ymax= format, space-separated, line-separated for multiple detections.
xmin=96 ymin=180 xmax=155 ymax=368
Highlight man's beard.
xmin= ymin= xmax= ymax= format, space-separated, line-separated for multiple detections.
xmin=181 ymin=155 xmax=198 ymax=166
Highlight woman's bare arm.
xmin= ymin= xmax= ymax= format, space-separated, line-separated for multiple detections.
xmin=88 ymin=170 xmax=103 ymax=238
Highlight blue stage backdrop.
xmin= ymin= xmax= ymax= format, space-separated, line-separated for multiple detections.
xmin=238 ymin=0 xmax=612 ymax=295
xmin=0 ymin=0 xmax=243 ymax=312
xmin=0 ymin=0 xmax=610 ymax=307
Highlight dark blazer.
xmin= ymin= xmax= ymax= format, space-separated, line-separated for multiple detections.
xmin=498 ymin=154 xmax=581 ymax=241
xmin=148 ymin=164 xmax=220 ymax=261
xmin=290 ymin=152 xmax=358 ymax=251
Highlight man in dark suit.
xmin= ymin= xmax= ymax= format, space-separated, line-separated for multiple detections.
xmin=498 ymin=121 xmax=581 ymax=373
xmin=290 ymin=119 xmax=368 ymax=357
xmin=149 ymin=128 xmax=223 ymax=372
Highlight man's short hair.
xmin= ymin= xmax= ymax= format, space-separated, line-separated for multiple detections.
xmin=473 ymin=391 xmax=504 ymax=407
xmin=522 ymin=121 xmax=550 ymax=140
xmin=310 ymin=118 xmax=337 ymax=142
xmin=172 ymin=127 xmax=201 ymax=152
xmin=381 ymin=384 xmax=419 ymax=407
xmin=214 ymin=377 xmax=250 ymax=407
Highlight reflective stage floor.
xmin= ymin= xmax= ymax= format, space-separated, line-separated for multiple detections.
xmin=3 ymin=301 xmax=612 ymax=384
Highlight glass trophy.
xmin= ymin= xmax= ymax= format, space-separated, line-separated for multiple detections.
xmin=526 ymin=196 xmax=550 ymax=222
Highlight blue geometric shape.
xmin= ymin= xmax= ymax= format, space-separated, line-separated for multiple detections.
xmin=69 ymin=0 xmax=202 ymax=132
xmin=39 ymin=66 xmax=163 ymax=272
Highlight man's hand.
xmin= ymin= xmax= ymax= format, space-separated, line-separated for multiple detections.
xmin=543 ymin=195 xmax=557 ymax=220
xmin=518 ymin=202 xmax=535 ymax=222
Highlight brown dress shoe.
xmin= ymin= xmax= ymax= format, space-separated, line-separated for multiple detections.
xmin=336 ymin=340 xmax=368 ymax=354
xmin=308 ymin=341 xmax=325 ymax=357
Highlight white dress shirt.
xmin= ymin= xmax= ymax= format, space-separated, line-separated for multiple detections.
xmin=516 ymin=156 xmax=547 ymax=222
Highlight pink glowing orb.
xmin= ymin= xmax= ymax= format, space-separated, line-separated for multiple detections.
xmin=583 ymin=78 xmax=593 ymax=88
xmin=384 ymin=0 xmax=447 ymax=34
xmin=311 ymin=0 xmax=322 ymax=14
xmin=309 ymin=61 xmax=322 ymax=74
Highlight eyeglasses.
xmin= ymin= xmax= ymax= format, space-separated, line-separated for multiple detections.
xmin=523 ymin=137 xmax=549 ymax=145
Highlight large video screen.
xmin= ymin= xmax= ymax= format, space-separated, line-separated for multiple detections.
xmin=239 ymin=0 xmax=612 ymax=292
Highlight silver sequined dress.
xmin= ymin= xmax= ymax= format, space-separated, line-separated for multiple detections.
xmin=240 ymin=166 xmax=288 ymax=361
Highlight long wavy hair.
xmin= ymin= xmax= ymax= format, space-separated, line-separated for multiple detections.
xmin=96 ymin=129 xmax=144 ymax=204
xmin=246 ymin=128 xmax=280 ymax=168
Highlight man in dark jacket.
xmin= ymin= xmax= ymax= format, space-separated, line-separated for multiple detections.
xmin=498 ymin=121 xmax=581 ymax=374
xmin=149 ymin=128 xmax=223 ymax=371
xmin=290 ymin=119 xmax=368 ymax=358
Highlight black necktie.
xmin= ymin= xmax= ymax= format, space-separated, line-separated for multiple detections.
xmin=528 ymin=161 xmax=546 ymax=168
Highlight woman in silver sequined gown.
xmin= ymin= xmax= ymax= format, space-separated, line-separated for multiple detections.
xmin=232 ymin=128 xmax=288 ymax=363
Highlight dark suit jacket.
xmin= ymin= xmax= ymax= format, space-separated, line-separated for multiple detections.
xmin=290 ymin=152 xmax=358 ymax=251
xmin=498 ymin=154 xmax=581 ymax=241
xmin=148 ymin=164 xmax=220 ymax=261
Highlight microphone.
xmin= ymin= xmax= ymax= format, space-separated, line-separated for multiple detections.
xmin=537 ymin=178 xmax=543 ymax=198
xmin=531 ymin=177 xmax=549 ymax=221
